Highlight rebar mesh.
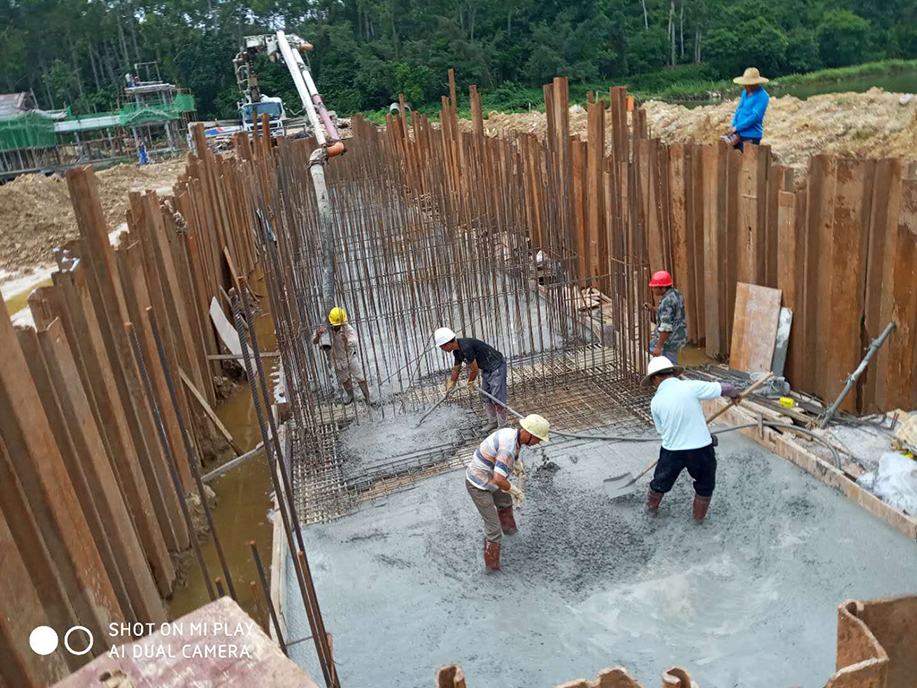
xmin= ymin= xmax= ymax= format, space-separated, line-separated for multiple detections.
xmin=254 ymin=128 xmax=654 ymax=524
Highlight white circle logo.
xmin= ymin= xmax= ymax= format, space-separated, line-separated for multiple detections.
xmin=29 ymin=626 xmax=59 ymax=655
xmin=64 ymin=626 xmax=94 ymax=656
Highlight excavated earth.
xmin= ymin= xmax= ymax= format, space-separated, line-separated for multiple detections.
xmin=457 ymin=88 xmax=917 ymax=175
xmin=0 ymin=158 xmax=184 ymax=275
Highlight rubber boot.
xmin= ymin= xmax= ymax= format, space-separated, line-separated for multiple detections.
xmin=358 ymin=380 xmax=375 ymax=406
xmin=646 ymin=488 xmax=665 ymax=512
xmin=497 ymin=506 xmax=518 ymax=535
xmin=483 ymin=539 xmax=501 ymax=571
xmin=340 ymin=384 xmax=355 ymax=406
xmin=482 ymin=420 xmax=498 ymax=433
xmin=693 ymin=494 xmax=712 ymax=522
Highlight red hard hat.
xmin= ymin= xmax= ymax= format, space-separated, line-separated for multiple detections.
xmin=649 ymin=270 xmax=673 ymax=288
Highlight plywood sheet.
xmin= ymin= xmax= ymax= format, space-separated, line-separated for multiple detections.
xmin=730 ymin=282 xmax=783 ymax=373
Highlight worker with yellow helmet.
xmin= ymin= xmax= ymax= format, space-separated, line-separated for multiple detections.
xmin=313 ymin=306 xmax=373 ymax=405
xmin=466 ymin=414 xmax=550 ymax=571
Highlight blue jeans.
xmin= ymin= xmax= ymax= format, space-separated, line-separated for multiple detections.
xmin=735 ymin=137 xmax=761 ymax=152
xmin=481 ymin=362 xmax=508 ymax=427
xmin=648 ymin=341 xmax=680 ymax=365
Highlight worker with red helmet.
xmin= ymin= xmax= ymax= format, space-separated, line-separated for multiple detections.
xmin=646 ymin=270 xmax=686 ymax=365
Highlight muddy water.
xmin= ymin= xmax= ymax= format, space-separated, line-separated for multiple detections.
xmin=168 ymin=309 xmax=279 ymax=621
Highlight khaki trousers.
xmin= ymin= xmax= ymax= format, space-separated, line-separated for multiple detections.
xmin=466 ymin=479 xmax=513 ymax=543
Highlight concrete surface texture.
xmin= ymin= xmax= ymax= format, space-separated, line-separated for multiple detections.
xmin=338 ymin=404 xmax=479 ymax=480
xmin=284 ymin=431 xmax=917 ymax=688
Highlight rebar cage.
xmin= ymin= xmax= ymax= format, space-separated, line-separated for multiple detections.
xmin=255 ymin=128 xmax=655 ymax=524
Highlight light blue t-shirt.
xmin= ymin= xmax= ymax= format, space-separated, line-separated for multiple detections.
xmin=651 ymin=378 xmax=723 ymax=451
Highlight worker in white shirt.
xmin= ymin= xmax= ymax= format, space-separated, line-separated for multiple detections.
xmin=641 ymin=357 xmax=739 ymax=522
xmin=465 ymin=414 xmax=550 ymax=571
xmin=313 ymin=306 xmax=373 ymax=405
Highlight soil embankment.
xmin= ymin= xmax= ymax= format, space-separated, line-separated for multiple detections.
xmin=457 ymin=87 xmax=917 ymax=174
xmin=0 ymin=158 xmax=185 ymax=275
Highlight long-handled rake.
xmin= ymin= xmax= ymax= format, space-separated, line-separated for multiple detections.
xmin=603 ymin=373 xmax=774 ymax=499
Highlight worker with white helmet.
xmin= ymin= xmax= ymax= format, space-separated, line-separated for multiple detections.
xmin=466 ymin=414 xmax=550 ymax=570
xmin=434 ymin=326 xmax=508 ymax=432
xmin=313 ymin=306 xmax=373 ymax=405
xmin=642 ymin=356 xmax=739 ymax=522
xmin=645 ymin=270 xmax=686 ymax=365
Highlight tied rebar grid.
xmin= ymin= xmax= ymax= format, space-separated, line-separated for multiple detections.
xmin=255 ymin=129 xmax=652 ymax=525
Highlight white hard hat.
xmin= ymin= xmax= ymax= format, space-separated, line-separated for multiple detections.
xmin=641 ymin=356 xmax=685 ymax=388
xmin=520 ymin=414 xmax=550 ymax=442
xmin=434 ymin=327 xmax=456 ymax=347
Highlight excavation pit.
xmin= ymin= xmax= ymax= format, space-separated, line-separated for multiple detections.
xmin=282 ymin=430 xmax=917 ymax=687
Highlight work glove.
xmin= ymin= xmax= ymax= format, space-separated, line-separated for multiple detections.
xmin=446 ymin=378 xmax=457 ymax=393
xmin=512 ymin=460 xmax=526 ymax=479
xmin=720 ymin=382 xmax=741 ymax=399
xmin=505 ymin=485 xmax=524 ymax=508
xmin=466 ymin=376 xmax=479 ymax=390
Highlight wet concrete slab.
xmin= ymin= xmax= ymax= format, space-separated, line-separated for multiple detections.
xmin=284 ymin=431 xmax=917 ymax=688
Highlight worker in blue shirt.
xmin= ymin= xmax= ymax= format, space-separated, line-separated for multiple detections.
xmin=641 ymin=357 xmax=740 ymax=522
xmin=728 ymin=67 xmax=769 ymax=152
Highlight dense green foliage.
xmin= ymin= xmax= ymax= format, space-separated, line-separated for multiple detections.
xmin=1 ymin=0 xmax=916 ymax=120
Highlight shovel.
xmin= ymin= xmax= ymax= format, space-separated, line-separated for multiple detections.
xmin=603 ymin=372 xmax=774 ymax=499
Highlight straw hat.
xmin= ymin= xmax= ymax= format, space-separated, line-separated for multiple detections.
xmin=641 ymin=356 xmax=685 ymax=388
xmin=733 ymin=67 xmax=769 ymax=85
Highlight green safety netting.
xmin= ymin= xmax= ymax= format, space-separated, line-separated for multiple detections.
xmin=0 ymin=111 xmax=56 ymax=152
xmin=119 ymin=94 xmax=195 ymax=125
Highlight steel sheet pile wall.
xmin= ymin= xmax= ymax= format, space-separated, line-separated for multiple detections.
xmin=383 ymin=78 xmax=917 ymax=415
xmin=0 ymin=123 xmax=261 ymax=685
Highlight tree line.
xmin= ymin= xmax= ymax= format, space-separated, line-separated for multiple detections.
xmin=1 ymin=0 xmax=916 ymax=120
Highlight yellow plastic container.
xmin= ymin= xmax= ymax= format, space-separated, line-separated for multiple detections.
xmin=778 ymin=397 xmax=796 ymax=409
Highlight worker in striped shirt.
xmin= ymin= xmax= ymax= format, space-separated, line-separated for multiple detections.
xmin=465 ymin=414 xmax=550 ymax=571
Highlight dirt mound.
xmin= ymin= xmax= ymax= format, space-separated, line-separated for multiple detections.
xmin=454 ymin=88 xmax=917 ymax=173
xmin=643 ymin=87 xmax=917 ymax=171
xmin=0 ymin=158 xmax=185 ymax=272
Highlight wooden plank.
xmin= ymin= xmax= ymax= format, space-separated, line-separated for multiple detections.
xmin=883 ymin=180 xmax=917 ymax=410
xmin=776 ymin=190 xmax=805 ymax=387
xmin=0 ymin=431 xmax=84 ymax=675
xmin=805 ymin=155 xmax=837 ymax=397
xmin=51 ymin=267 xmax=175 ymax=596
xmin=730 ymin=282 xmax=783 ymax=373
xmin=690 ymin=142 xmax=705 ymax=342
xmin=765 ymin=163 xmax=790 ymax=288
xmin=116 ymin=241 xmax=191 ymax=547
xmin=16 ymin=327 xmax=132 ymax=624
xmin=57 ymin=597 xmax=320 ymax=688
xmin=724 ymin=146 xmax=742 ymax=347
xmin=0 ymin=470 xmax=71 ymax=687
xmin=826 ymin=158 xmax=874 ymax=412
xmin=0 ymin=293 xmax=120 ymax=651
xmin=669 ymin=144 xmax=690 ymax=325
xmin=181 ymin=368 xmax=243 ymax=456
xmin=703 ymin=143 xmax=727 ymax=357
xmin=571 ymin=139 xmax=588 ymax=282
xmin=67 ymin=169 xmax=183 ymax=556
xmin=448 ymin=68 xmax=457 ymax=108
xmin=586 ymin=100 xmax=605 ymax=286
xmin=37 ymin=319 xmax=166 ymax=624
xmin=863 ymin=159 xmax=904 ymax=411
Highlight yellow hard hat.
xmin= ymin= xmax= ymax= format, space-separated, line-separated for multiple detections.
xmin=520 ymin=414 xmax=550 ymax=442
xmin=328 ymin=307 xmax=348 ymax=326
